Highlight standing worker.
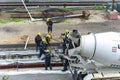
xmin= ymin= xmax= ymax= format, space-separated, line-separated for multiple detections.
xmin=42 ymin=49 xmax=52 ymax=70
xmin=61 ymin=29 xmax=70 ymax=72
xmin=46 ymin=18 xmax=53 ymax=33
xmin=61 ymin=29 xmax=69 ymax=53
xmin=35 ymin=32 xmax=42 ymax=52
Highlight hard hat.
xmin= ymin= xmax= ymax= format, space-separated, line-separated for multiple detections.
xmin=65 ymin=29 xmax=69 ymax=33
xmin=45 ymin=49 xmax=50 ymax=53
xmin=46 ymin=18 xmax=50 ymax=22
xmin=46 ymin=34 xmax=52 ymax=39
xmin=37 ymin=32 xmax=41 ymax=36
xmin=42 ymin=38 xmax=46 ymax=42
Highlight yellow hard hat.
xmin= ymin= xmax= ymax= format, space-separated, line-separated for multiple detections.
xmin=65 ymin=29 xmax=69 ymax=33
xmin=46 ymin=34 xmax=52 ymax=39
xmin=45 ymin=49 xmax=50 ymax=53
xmin=42 ymin=38 xmax=46 ymax=42
xmin=37 ymin=32 xmax=41 ymax=36
xmin=46 ymin=18 xmax=50 ymax=22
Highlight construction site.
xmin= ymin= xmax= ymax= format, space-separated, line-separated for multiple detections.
xmin=0 ymin=0 xmax=120 ymax=80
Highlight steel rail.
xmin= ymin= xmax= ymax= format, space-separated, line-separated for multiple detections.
xmin=0 ymin=1 xmax=119 ymax=6
xmin=0 ymin=43 xmax=62 ymax=49
xmin=0 ymin=62 xmax=63 ymax=69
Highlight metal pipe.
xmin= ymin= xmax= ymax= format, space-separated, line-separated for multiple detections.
xmin=24 ymin=36 xmax=29 ymax=50
xmin=16 ymin=54 xmax=19 ymax=71
xmin=21 ymin=0 xmax=33 ymax=20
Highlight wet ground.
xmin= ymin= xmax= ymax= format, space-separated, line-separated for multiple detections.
xmin=0 ymin=69 xmax=72 ymax=80
xmin=5 ymin=74 xmax=72 ymax=80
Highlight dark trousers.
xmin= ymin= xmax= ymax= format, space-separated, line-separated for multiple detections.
xmin=48 ymin=26 xmax=52 ymax=33
xmin=36 ymin=44 xmax=40 ymax=52
xmin=63 ymin=59 xmax=69 ymax=70
xmin=38 ymin=50 xmax=42 ymax=58
xmin=45 ymin=57 xmax=52 ymax=70
xmin=38 ymin=49 xmax=45 ymax=58
xmin=45 ymin=63 xmax=52 ymax=70
xmin=63 ymin=47 xmax=66 ymax=54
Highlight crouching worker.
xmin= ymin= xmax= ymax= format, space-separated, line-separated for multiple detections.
xmin=42 ymin=49 xmax=52 ymax=70
xmin=45 ymin=33 xmax=52 ymax=47
xmin=38 ymin=40 xmax=46 ymax=59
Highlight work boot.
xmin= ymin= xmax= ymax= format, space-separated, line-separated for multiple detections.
xmin=62 ymin=69 xmax=68 ymax=72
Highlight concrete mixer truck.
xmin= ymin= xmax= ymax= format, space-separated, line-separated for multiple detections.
xmin=66 ymin=30 xmax=120 ymax=80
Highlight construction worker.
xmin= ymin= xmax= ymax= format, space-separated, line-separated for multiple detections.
xmin=42 ymin=49 xmax=52 ymax=70
xmin=42 ymin=34 xmax=52 ymax=49
xmin=61 ymin=29 xmax=69 ymax=53
xmin=61 ymin=29 xmax=69 ymax=38
xmin=46 ymin=18 xmax=53 ymax=33
xmin=64 ymin=29 xmax=69 ymax=36
xmin=45 ymin=33 xmax=52 ymax=47
xmin=42 ymin=38 xmax=48 ymax=49
xmin=35 ymin=32 xmax=42 ymax=52
xmin=38 ymin=39 xmax=46 ymax=59
xmin=60 ymin=29 xmax=70 ymax=72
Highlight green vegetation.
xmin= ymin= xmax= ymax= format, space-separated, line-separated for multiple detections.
xmin=10 ymin=18 xmax=23 ymax=22
xmin=53 ymin=18 xmax=75 ymax=23
xmin=53 ymin=19 xmax=66 ymax=23
xmin=0 ymin=20 xmax=8 ymax=24
xmin=57 ymin=8 xmax=74 ymax=11
xmin=2 ymin=75 xmax=9 ymax=80
xmin=0 ymin=18 xmax=24 ymax=24
xmin=92 ymin=5 xmax=106 ymax=10
xmin=53 ymin=18 xmax=77 ymax=24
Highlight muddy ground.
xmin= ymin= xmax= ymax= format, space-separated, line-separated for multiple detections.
xmin=0 ymin=10 xmax=120 ymax=44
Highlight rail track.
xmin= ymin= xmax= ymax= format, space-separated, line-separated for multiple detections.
xmin=0 ymin=43 xmax=61 ymax=48
xmin=0 ymin=62 xmax=62 ymax=69
xmin=0 ymin=0 xmax=119 ymax=69
xmin=0 ymin=43 xmax=63 ymax=69
xmin=0 ymin=1 xmax=119 ymax=18
xmin=0 ymin=1 xmax=120 ymax=9
xmin=0 ymin=1 xmax=107 ymax=6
